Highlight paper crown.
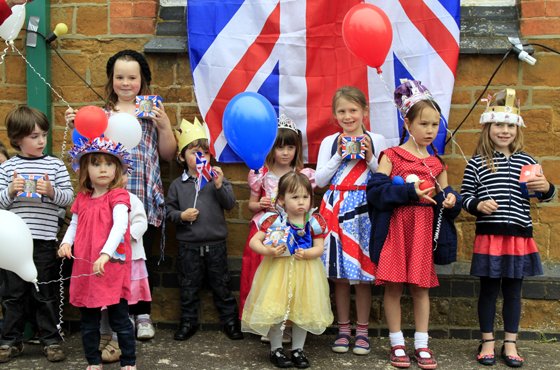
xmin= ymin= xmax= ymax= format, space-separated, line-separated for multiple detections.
xmin=278 ymin=114 xmax=298 ymax=133
xmin=176 ymin=117 xmax=208 ymax=153
xmin=480 ymin=88 xmax=525 ymax=127
xmin=394 ymin=79 xmax=435 ymax=117
xmin=69 ymin=137 xmax=133 ymax=173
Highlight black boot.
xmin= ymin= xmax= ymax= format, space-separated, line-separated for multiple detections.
xmin=222 ymin=319 xmax=244 ymax=340
xmin=173 ymin=321 xmax=199 ymax=341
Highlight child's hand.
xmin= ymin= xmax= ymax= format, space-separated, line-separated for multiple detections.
xmin=294 ymin=248 xmax=307 ymax=260
xmin=151 ymin=103 xmax=171 ymax=131
xmin=259 ymin=196 xmax=273 ymax=210
xmin=93 ymin=254 xmax=110 ymax=277
xmin=65 ymin=107 xmax=76 ymax=128
xmin=213 ymin=166 xmax=224 ymax=189
xmin=477 ymin=199 xmax=498 ymax=215
xmin=526 ymin=173 xmax=551 ymax=193
xmin=414 ymin=181 xmax=437 ymax=205
xmin=58 ymin=243 xmax=72 ymax=258
xmin=8 ymin=171 xmax=24 ymax=198
xmin=442 ymin=193 xmax=457 ymax=209
xmin=36 ymin=174 xmax=54 ymax=199
xmin=270 ymin=244 xmax=288 ymax=257
xmin=181 ymin=208 xmax=199 ymax=222
xmin=362 ymin=135 xmax=374 ymax=163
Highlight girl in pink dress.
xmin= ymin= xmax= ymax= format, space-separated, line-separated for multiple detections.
xmin=239 ymin=114 xmax=315 ymax=321
xmin=368 ymin=80 xmax=458 ymax=369
xmin=59 ymin=137 xmax=136 ymax=370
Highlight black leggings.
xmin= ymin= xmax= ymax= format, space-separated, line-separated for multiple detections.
xmin=478 ymin=277 xmax=523 ymax=334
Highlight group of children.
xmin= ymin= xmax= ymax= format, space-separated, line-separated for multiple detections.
xmin=0 ymin=46 xmax=553 ymax=370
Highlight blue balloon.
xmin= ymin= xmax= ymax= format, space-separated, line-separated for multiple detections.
xmin=392 ymin=175 xmax=404 ymax=185
xmin=72 ymin=129 xmax=87 ymax=145
xmin=223 ymin=92 xmax=277 ymax=170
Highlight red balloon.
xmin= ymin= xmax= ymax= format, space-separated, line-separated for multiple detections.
xmin=342 ymin=4 xmax=393 ymax=74
xmin=74 ymin=106 xmax=108 ymax=139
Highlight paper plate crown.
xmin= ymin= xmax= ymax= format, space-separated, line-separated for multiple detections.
xmin=176 ymin=117 xmax=208 ymax=153
xmin=69 ymin=137 xmax=133 ymax=173
xmin=277 ymin=114 xmax=298 ymax=133
xmin=480 ymin=88 xmax=525 ymax=127
xmin=394 ymin=79 xmax=435 ymax=118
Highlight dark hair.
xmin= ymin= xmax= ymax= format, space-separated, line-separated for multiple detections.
xmin=5 ymin=106 xmax=50 ymax=151
xmin=78 ymin=153 xmax=125 ymax=193
xmin=178 ymin=138 xmax=210 ymax=169
xmin=276 ymin=172 xmax=313 ymax=206
xmin=105 ymin=50 xmax=151 ymax=111
xmin=264 ymin=128 xmax=304 ymax=170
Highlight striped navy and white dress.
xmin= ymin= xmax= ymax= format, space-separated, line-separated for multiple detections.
xmin=461 ymin=151 xmax=555 ymax=278
xmin=0 ymin=155 xmax=74 ymax=240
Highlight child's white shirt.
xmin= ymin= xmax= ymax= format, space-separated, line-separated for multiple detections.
xmin=128 ymin=191 xmax=148 ymax=261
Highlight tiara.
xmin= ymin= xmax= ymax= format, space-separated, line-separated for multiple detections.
xmin=69 ymin=137 xmax=133 ymax=173
xmin=277 ymin=114 xmax=298 ymax=133
xmin=394 ymin=79 xmax=435 ymax=117
xmin=480 ymin=88 xmax=525 ymax=127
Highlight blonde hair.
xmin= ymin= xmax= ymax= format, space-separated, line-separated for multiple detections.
xmin=474 ymin=90 xmax=524 ymax=172
xmin=78 ymin=153 xmax=125 ymax=193
xmin=264 ymin=128 xmax=304 ymax=170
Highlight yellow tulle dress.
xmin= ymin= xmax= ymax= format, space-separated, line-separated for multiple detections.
xmin=241 ymin=213 xmax=334 ymax=336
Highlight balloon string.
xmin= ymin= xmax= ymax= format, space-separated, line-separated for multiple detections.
xmin=9 ymin=43 xmax=73 ymax=158
xmin=0 ymin=40 xmax=10 ymax=65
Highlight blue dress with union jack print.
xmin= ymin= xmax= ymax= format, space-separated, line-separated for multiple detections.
xmin=317 ymin=131 xmax=387 ymax=282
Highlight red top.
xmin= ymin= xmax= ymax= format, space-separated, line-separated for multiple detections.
xmin=0 ymin=1 xmax=12 ymax=25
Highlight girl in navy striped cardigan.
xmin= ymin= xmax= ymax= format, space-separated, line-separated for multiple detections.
xmin=461 ymin=89 xmax=555 ymax=368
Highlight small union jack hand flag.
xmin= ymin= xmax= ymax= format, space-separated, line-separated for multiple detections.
xmin=195 ymin=151 xmax=215 ymax=191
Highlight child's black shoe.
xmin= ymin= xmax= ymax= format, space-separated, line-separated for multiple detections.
xmin=222 ymin=319 xmax=244 ymax=340
xmin=291 ymin=348 xmax=310 ymax=368
xmin=173 ymin=321 xmax=199 ymax=341
xmin=269 ymin=348 xmax=293 ymax=368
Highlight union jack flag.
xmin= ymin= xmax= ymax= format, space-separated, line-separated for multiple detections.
xmin=187 ymin=0 xmax=460 ymax=163
xmin=195 ymin=151 xmax=215 ymax=191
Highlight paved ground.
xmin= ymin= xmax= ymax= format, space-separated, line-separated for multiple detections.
xmin=2 ymin=328 xmax=559 ymax=369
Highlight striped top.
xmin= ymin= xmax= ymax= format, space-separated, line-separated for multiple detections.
xmin=461 ymin=151 xmax=555 ymax=237
xmin=0 ymin=155 xmax=74 ymax=240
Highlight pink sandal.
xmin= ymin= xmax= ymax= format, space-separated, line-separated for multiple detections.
xmin=390 ymin=345 xmax=411 ymax=368
xmin=414 ymin=348 xmax=437 ymax=369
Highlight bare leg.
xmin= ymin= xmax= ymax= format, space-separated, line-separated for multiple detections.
xmin=409 ymin=285 xmax=429 ymax=333
xmin=383 ymin=283 xmax=403 ymax=332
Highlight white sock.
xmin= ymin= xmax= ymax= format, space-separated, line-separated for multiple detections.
xmin=136 ymin=314 xmax=150 ymax=321
xmin=268 ymin=324 xmax=283 ymax=351
xmin=389 ymin=331 xmax=406 ymax=356
xmin=414 ymin=332 xmax=431 ymax=359
xmin=291 ymin=324 xmax=307 ymax=351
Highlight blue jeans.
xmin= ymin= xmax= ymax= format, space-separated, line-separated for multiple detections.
xmin=79 ymin=299 xmax=135 ymax=366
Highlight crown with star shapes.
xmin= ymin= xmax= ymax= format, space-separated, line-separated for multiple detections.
xmin=175 ymin=117 xmax=208 ymax=153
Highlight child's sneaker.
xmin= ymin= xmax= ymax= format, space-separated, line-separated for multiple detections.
xmin=86 ymin=365 xmax=103 ymax=370
xmin=120 ymin=366 xmax=137 ymax=370
xmin=0 ymin=343 xmax=23 ymax=363
xmin=101 ymin=340 xmax=121 ymax=363
xmin=136 ymin=315 xmax=155 ymax=340
xmin=44 ymin=344 xmax=66 ymax=362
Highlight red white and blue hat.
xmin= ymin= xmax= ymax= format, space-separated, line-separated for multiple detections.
xmin=68 ymin=137 xmax=133 ymax=173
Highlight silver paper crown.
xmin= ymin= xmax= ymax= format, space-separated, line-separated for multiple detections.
xmin=277 ymin=114 xmax=298 ymax=133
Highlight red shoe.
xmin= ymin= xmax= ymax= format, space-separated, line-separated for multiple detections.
xmin=414 ymin=348 xmax=438 ymax=370
xmin=390 ymin=345 xmax=411 ymax=368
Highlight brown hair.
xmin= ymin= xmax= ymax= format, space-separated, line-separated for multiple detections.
xmin=77 ymin=153 xmax=125 ymax=193
xmin=276 ymin=171 xmax=313 ymax=206
xmin=5 ymin=106 xmax=50 ymax=151
xmin=474 ymin=90 xmax=524 ymax=172
xmin=331 ymin=86 xmax=368 ymax=115
xmin=264 ymin=128 xmax=304 ymax=170
xmin=105 ymin=52 xmax=151 ymax=112
xmin=178 ymin=138 xmax=210 ymax=165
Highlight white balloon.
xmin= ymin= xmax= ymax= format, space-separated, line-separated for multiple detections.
xmin=0 ymin=5 xmax=26 ymax=42
xmin=0 ymin=210 xmax=37 ymax=283
xmin=104 ymin=113 xmax=142 ymax=149
xmin=405 ymin=174 xmax=419 ymax=183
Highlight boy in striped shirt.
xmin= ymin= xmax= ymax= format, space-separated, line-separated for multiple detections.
xmin=0 ymin=107 xmax=73 ymax=363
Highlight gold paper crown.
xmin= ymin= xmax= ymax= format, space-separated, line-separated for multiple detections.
xmin=175 ymin=117 xmax=208 ymax=153
xmin=480 ymin=89 xmax=525 ymax=126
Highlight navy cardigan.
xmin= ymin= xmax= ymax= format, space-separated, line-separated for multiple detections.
xmin=366 ymin=172 xmax=462 ymax=265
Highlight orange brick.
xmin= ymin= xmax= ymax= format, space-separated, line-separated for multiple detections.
xmin=521 ymin=0 xmax=546 ymax=17
xmin=545 ymin=0 xmax=560 ymax=16
xmin=110 ymin=3 xmax=133 ymax=18
xmin=77 ymin=6 xmax=108 ymax=36
xmin=110 ymin=18 xmax=155 ymax=35
xmin=521 ymin=17 xmax=560 ymax=36
xmin=133 ymin=1 xmax=158 ymax=18
xmin=523 ymin=54 xmax=560 ymax=86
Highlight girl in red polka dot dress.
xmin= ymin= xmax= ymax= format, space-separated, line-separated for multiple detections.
xmin=367 ymin=80 xmax=461 ymax=369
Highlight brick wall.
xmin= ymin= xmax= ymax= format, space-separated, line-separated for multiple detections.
xmin=0 ymin=2 xmax=558 ymax=335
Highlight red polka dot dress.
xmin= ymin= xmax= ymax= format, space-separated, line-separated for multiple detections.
xmin=375 ymin=147 xmax=444 ymax=288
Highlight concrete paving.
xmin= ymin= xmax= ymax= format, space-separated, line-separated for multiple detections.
xmin=2 ymin=328 xmax=559 ymax=369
